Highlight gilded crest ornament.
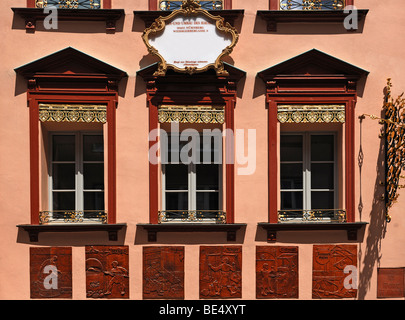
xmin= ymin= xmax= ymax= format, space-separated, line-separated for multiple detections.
xmin=142 ymin=0 xmax=238 ymax=76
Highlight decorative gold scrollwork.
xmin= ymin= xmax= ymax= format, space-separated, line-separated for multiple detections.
xmin=158 ymin=105 xmax=225 ymax=124
xmin=142 ymin=0 xmax=238 ymax=76
xmin=39 ymin=104 xmax=107 ymax=123
xmin=277 ymin=105 xmax=345 ymax=123
xmin=361 ymin=79 xmax=405 ymax=222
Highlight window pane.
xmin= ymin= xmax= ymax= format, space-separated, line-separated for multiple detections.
xmin=311 ymin=135 xmax=334 ymax=161
xmin=311 ymin=163 xmax=334 ymax=189
xmin=83 ymin=163 xmax=104 ymax=190
xmin=281 ymin=163 xmax=303 ymax=189
xmin=165 ymin=192 xmax=188 ymax=210
xmin=52 ymin=164 xmax=75 ymax=189
xmin=197 ymin=192 xmax=219 ymax=211
xmin=311 ymin=191 xmax=335 ymax=209
xmin=196 ymin=164 xmax=219 ymax=190
xmin=53 ymin=192 xmax=75 ymax=211
xmin=84 ymin=192 xmax=105 ymax=211
xmin=199 ymin=133 xmax=222 ymax=164
xmin=280 ymin=135 xmax=303 ymax=162
xmin=52 ymin=135 xmax=75 ymax=161
xmin=165 ymin=164 xmax=188 ymax=190
xmin=281 ymin=191 xmax=303 ymax=210
xmin=83 ymin=135 xmax=104 ymax=161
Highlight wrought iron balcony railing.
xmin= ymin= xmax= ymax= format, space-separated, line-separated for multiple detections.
xmin=159 ymin=1 xmax=223 ymax=11
xmin=280 ymin=0 xmax=345 ymax=11
xmin=39 ymin=211 xmax=107 ymax=224
xmin=35 ymin=0 xmax=101 ymax=9
xmin=158 ymin=210 xmax=226 ymax=224
xmin=278 ymin=209 xmax=346 ymax=223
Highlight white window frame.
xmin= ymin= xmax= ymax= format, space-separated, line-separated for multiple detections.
xmin=280 ymin=132 xmax=338 ymax=211
xmin=161 ymin=132 xmax=223 ymax=213
xmin=48 ymin=131 xmax=104 ymax=222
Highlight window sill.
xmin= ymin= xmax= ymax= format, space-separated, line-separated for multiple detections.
xmin=11 ymin=8 xmax=125 ymax=32
xmin=137 ymin=223 xmax=247 ymax=242
xmin=17 ymin=223 xmax=127 ymax=242
xmin=257 ymin=9 xmax=368 ymax=32
xmin=134 ymin=9 xmax=244 ymax=28
xmin=258 ymin=222 xmax=368 ymax=242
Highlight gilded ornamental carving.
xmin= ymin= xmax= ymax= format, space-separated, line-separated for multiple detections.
xmin=158 ymin=105 xmax=225 ymax=124
xmin=39 ymin=104 xmax=107 ymax=123
xmin=277 ymin=105 xmax=345 ymax=123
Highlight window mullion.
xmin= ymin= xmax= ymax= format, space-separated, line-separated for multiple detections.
xmin=304 ymin=133 xmax=311 ymax=211
xmin=190 ymin=162 xmax=196 ymax=211
xmin=76 ymin=133 xmax=83 ymax=212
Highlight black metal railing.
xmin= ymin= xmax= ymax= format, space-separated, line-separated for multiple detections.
xmin=35 ymin=0 xmax=101 ymax=9
xmin=280 ymin=0 xmax=345 ymax=11
xmin=158 ymin=210 xmax=226 ymax=223
xmin=39 ymin=211 xmax=107 ymax=224
xmin=159 ymin=1 xmax=223 ymax=11
xmin=278 ymin=209 xmax=346 ymax=222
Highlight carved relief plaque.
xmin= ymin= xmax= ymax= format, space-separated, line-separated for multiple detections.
xmin=143 ymin=246 xmax=185 ymax=300
xmin=377 ymin=268 xmax=405 ymax=298
xmin=85 ymin=246 xmax=129 ymax=299
xmin=256 ymin=246 xmax=298 ymax=299
xmin=312 ymin=245 xmax=357 ymax=299
xmin=30 ymin=247 xmax=72 ymax=299
xmin=200 ymin=246 xmax=242 ymax=299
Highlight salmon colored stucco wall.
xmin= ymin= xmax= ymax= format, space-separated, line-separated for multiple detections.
xmin=0 ymin=0 xmax=404 ymax=300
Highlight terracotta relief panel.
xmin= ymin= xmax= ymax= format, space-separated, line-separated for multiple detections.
xmin=143 ymin=246 xmax=185 ymax=299
xmin=377 ymin=268 xmax=405 ymax=298
xmin=256 ymin=246 xmax=298 ymax=299
xmin=312 ymin=245 xmax=357 ymax=299
xmin=30 ymin=247 xmax=72 ymax=299
xmin=85 ymin=246 xmax=129 ymax=299
xmin=200 ymin=246 xmax=242 ymax=299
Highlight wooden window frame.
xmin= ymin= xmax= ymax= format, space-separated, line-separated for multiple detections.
xmin=48 ymin=131 xmax=105 ymax=220
xmin=161 ymin=132 xmax=223 ymax=214
xmin=280 ymin=132 xmax=339 ymax=213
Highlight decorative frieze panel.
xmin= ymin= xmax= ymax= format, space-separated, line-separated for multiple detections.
xmin=377 ymin=268 xmax=405 ymax=298
xmin=200 ymin=246 xmax=242 ymax=299
xmin=312 ymin=245 xmax=357 ymax=299
xmin=39 ymin=104 xmax=107 ymax=123
xmin=85 ymin=246 xmax=129 ymax=299
xmin=30 ymin=247 xmax=72 ymax=299
xmin=277 ymin=105 xmax=345 ymax=123
xmin=256 ymin=246 xmax=298 ymax=299
xmin=143 ymin=246 xmax=185 ymax=299
xmin=158 ymin=105 xmax=225 ymax=124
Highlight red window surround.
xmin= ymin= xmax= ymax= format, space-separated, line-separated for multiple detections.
xmin=137 ymin=63 xmax=246 ymax=242
xmin=257 ymin=49 xmax=369 ymax=241
xmin=148 ymin=0 xmax=232 ymax=10
xmin=15 ymin=48 xmax=127 ymax=241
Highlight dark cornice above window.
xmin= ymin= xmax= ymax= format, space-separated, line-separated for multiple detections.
xmin=257 ymin=9 xmax=368 ymax=32
xmin=11 ymin=7 xmax=124 ymax=32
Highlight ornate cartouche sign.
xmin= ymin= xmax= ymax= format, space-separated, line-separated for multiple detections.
xmin=142 ymin=0 xmax=238 ymax=76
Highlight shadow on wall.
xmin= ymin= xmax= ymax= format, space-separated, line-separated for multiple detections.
xmin=357 ymin=112 xmax=387 ymax=300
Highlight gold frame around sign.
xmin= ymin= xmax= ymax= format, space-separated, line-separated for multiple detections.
xmin=142 ymin=0 xmax=238 ymax=76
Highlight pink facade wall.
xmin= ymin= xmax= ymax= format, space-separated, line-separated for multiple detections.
xmin=1 ymin=0 xmax=405 ymax=300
